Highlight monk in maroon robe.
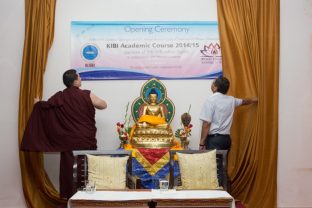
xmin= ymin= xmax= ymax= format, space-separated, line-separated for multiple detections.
xmin=21 ymin=69 xmax=107 ymax=199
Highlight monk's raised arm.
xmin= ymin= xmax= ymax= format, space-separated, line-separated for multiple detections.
xmin=90 ymin=93 xmax=107 ymax=110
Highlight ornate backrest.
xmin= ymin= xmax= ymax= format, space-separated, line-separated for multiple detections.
xmin=131 ymin=78 xmax=175 ymax=123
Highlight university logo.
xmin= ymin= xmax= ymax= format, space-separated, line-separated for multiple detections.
xmin=200 ymin=43 xmax=221 ymax=57
xmin=200 ymin=43 xmax=222 ymax=65
xmin=81 ymin=44 xmax=100 ymax=61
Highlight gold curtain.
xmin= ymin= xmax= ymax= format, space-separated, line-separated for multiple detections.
xmin=217 ymin=0 xmax=279 ymax=208
xmin=18 ymin=0 xmax=65 ymax=207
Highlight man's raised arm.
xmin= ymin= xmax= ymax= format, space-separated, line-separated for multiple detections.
xmin=242 ymin=97 xmax=258 ymax=105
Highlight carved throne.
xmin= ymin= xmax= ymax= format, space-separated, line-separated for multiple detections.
xmin=130 ymin=78 xmax=176 ymax=148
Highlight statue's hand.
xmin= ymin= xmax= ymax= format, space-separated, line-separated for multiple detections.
xmin=137 ymin=122 xmax=148 ymax=128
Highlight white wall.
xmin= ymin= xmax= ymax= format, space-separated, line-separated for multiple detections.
xmin=1 ymin=0 xmax=312 ymax=207
xmin=0 ymin=1 xmax=26 ymax=208
xmin=278 ymin=0 xmax=312 ymax=207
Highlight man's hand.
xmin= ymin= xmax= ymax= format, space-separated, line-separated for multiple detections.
xmin=199 ymin=121 xmax=210 ymax=150
xmin=242 ymin=97 xmax=258 ymax=105
xmin=250 ymin=97 xmax=258 ymax=103
xmin=199 ymin=145 xmax=206 ymax=150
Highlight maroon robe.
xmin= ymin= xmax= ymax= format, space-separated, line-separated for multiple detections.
xmin=21 ymin=86 xmax=97 ymax=199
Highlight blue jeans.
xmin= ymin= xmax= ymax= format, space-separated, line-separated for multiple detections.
xmin=205 ymin=134 xmax=231 ymax=150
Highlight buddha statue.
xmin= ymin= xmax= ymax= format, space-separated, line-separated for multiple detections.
xmin=137 ymin=89 xmax=168 ymax=129
xmin=130 ymin=80 xmax=176 ymax=148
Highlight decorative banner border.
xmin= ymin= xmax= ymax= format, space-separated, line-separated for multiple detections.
xmin=71 ymin=21 xmax=222 ymax=80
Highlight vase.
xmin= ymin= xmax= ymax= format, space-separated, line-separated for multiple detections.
xmin=179 ymin=136 xmax=189 ymax=150
xmin=119 ymin=135 xmax=128 ymax=149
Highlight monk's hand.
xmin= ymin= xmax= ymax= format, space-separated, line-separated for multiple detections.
xmin=34 ymin=97 xmax=40 ymax=104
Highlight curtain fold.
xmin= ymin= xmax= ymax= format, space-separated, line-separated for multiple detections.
xmin=217 ymin=0 xmax=279 ymax=208
xmin=18 ymin=0 xmax=66 ymax=207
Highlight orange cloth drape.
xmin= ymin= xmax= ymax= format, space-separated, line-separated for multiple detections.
xmin=138 ymin=115 xmax=167 ymax=124
xmin=18 ymin=0 xmax=66 ymax=207
xmin=217 ymin=0 xmax=279 ymax=208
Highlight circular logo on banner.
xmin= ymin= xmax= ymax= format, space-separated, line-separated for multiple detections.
xmin=82 ymin=44 xmax=99 ymax=61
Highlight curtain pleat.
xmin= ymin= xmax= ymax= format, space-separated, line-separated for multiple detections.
xmin=217 ymin=0 xmax=279 ymax=208
xmin=19 ymin=0 xmax=66 ymax=207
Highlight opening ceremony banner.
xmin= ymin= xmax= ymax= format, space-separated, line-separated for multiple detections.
xmin=71 ymin=21 xmax=222 ymax=80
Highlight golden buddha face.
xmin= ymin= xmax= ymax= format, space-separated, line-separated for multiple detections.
xmin=149 ymin=93 xmax=158 ymax=104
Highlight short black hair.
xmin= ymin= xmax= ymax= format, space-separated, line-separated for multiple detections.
xmin=63 ymin=69 xmax=78 ymax=88
xmin=214 ymin=76 xmax=230 ymax=94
